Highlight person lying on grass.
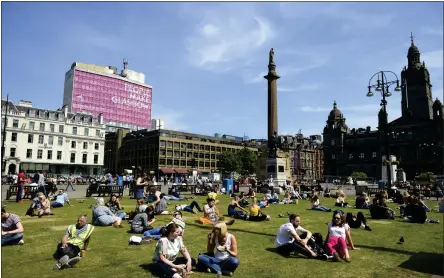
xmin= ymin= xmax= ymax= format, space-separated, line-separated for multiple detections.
xmin=227 ymin=196 xmax=249 ymax=219
xmin=198 ymin=222 xmax=239 ymax=277
xmin=131 ymin=205 xmax=156 ymax=233
xmin=143 ymin=211 xmax=186 ymax=241
xmin=275 ymin=214 xmax=317 ymax=258
xmin=369 ymin=194 xmax=395 ymax=220
xmin=92 ymin=198 xmax=123 ymax=228
xmin=53 ymin=214 xmax=94 ymax=270
xmin=152 ymin=222 xmax=196 ymax=278
xmin=325 ymin=210 xmax=359 ymax=262
xmin=175 ymin=200 xmax=203 ymax=214
xmin=51 ymin=189 xmax=73 ymax=209
xmin=311 ymin=194 xmax=331 ymax=212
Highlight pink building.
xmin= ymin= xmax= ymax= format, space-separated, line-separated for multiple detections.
xmin=63 ymin=60 xmax=152 ymax=132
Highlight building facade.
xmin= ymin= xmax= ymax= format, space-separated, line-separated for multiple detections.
xmin=63 ymin=60 xmax=152 ymax=133
xmin=105 ymin=129 xmax=258 ymax=176
xmin=323 ymin=39 xmax=444 ymax=180
xmin=1 ymin=100 xmax=106 ymax=175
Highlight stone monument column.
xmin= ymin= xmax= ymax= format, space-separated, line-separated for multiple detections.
xmin=264 ymin=48 xmax=280 ymax=148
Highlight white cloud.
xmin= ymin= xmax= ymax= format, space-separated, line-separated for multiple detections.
xmin=184 ymin=8 xmax=275 ymax=71
xmin=277 ymin=84 xmax=320 ymax=93
xmin=299 ymin=104 xmax=380 ymax=113
xmin=151 ymin=104 xmax=188 ymax=131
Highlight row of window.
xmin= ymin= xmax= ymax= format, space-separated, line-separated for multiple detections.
xmin=159 ymin=151 xmax=219 ymax=159
xmin=331 ymin=152 xmax=378 ymax=159
xmin=10 ymin=148 xmax=100 ymax=164
xmin=19 ymin=133 xmax=100 ymax=150
xmin=9 ymin=119 xmax=101 ymax=137
xmin=159 ymin=159 xmax=216 ymax=168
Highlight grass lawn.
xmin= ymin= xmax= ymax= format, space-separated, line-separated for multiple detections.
xmin=2 ymin=194 xmax=443 ymax=278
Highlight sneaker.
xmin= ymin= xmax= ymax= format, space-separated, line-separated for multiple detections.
xmin=18 ymin=239 xmax=24 ymax=245
xmin=222 ymin=271 xmax=233 ymax=276
xmin=332 ymin=252 xmax=340 ymax=262
xmin=278 ymin=214 xmax=285 ymax=218
xmin=53 ymin=263 xmax=62 ymax=270
xmin=216 ymin=272 xmax=222 ymax=278
xmin=66 ymin=256 xmax=82 ymax=268
xmin=365 ymin=226 xmax=372 ymax=231
xmin=140 ymin=238 xmax=153 ymax=244
xmin=207 ymin=268 xmax=212 ymax=273
xmin=344 ymin=257 xmax=351 ymax=263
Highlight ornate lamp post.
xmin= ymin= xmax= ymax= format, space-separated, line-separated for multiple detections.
xmin=367 ymin=71 xmax=402 ymax=189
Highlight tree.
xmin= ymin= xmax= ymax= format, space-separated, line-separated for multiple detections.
xmin=418 ymin=172 xmax=435 ymax=182
xmin=350 ymin=171 xmax=368 ymax=179
xmin=238 ymin=147 xmax=257 ymax=177
xmin=217 ymin=151 xmax=240 ymax=175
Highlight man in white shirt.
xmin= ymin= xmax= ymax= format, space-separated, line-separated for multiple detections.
xmin=275 ymin=214 xmax=317 ymax=258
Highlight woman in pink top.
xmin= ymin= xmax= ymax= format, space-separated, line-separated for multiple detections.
xmin=325 ymin=210 xmax=358 ymax=262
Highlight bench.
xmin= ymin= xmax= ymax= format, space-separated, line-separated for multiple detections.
xmin=86 ymin=185 xmax=124 ymax=198
xmin=5 ymin=185 xmax=39 ymax=200
xmin=367 ymin=188 xmax=382 ymax=197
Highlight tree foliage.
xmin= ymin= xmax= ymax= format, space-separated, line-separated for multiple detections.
xmin=217 ymin=148 xmax=257 ymax=176
xmin=217 ymin=151 xmax=241 ymax=175
xmin=350 ymin=171 xmax=368 ymax=179
xmin=417 ymin=172 xmax=435 ymax=181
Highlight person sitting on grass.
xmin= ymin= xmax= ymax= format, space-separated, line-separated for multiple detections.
xmin=53 ymin=214 xmax=94 ymax=270
xmin=237 ymin=192 xmax=249 ymax=207
xmin=346 ymin=212 xmax=372 ymax=231
xmin=51 ymin=189 xmax=73 ymax=209
xmin=266 ymin=190 xmax=280 ymax=204
xmin=257 ymin=196 xmax=269 ymax=208
xmin=335 ymin=193 xmax=351 ymax=208
xmin=401 ymin=195 xmax=440 ymax=224
xmin=92 ymin=198 xmax=123 ymax=228
xmin=325 ymin=210 xmax=359 ymax=262
xmin=227 ymin=196 xmax=249 ymax=219
xmin=207 ymin=190 xmax=219 ymax=204
xmin=106 ymin=194 xmax=126 ymax=220
xmin=249 ymin=198 xmax=271 ymax=221
xmin=369 ymin=194 xmax=395 ymax=220
xmin=198 ymin=222 xmax=239 ymax=277
xmin=246 ymin=186 xmax=256 ymax=199
xmin=355 ymin=193 xmax=370 ymax=209
xmin=127 ymin=199 xmax=146 ymax=220
xmin=439 ymin=196 xmax=444 ymax=213
xmin=32 ymin=194 xmax=51 ymax=218
xmin=131 ymin=206 xmax=156 ymax=233
xmin=274 ymin=214 xmax=317 ymax=258
xmin=48 ymin=187 xmax=59 ymax=201
xmin=1 ymin=206 xmax=24 ymax=246
xmin=143 ymin=211 xmax=186 ymax=241
xmin=152 ymin=222 xmax=196 ymax=278
xmin=199 ymin=198 xmax=235 ymax=226
xmin=311 ymin=194 xmax=331 ymax=212
xmin=175 ymin=200 xmax=203 ymax=214
xmin=26 ymin=192 xmax=44 ymax=217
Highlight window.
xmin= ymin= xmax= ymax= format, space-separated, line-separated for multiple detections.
xmin=50 ymin=124 xmax=55 ymax=132
xmin=39 ymin=123 xmax=45 ymax=131
xmin=37 ymin=150 xmax=43 ymax=159
xmin=11 ymin=132 xmax=17 ymax=142
xmin=84 ymin=128 xmax=89 ymax=136
xmin=57 ymin=151 xmax=62 ymax=160
xmin=93 ymin=154 xmax=98 ymax=164
xmin=349 ymin=153 xmax=353 ymax=159
xmin=58 ymin=136 xmax=63 ymax=146
xmin=29 ymin=121 xmax=35 ymax=130
xmin=372 ymin=152 xmax=377 ymax=158
xmin=82 ymin=154 xmax=87 ymax=163
xmin=12 ymin=119 xmax=19 ymax=128
xmin=47 ymin=150 xmax=53 ymax=160
xmin=70 ymin=153 xmax=76 ymax=163
xmin=71 ymin=141 xmax=76 ymax=148
xmin=72 ymin=127 xmax=77 ymax=135
xmin=26 ymin=149 xmax=32 ymax=158
xmin=332 ymin=154 xmax=336 ymax=160
xmin=38 ymin=135 xmax=44 ymax=144
xmin=10 ymin=147 xmax=16 ymax=157
xmin=48 ymin=136 xmax=54 ymax=145
xmin=359 ymin=152 xmax=365 ymax=159
xmin=28 ymin=134 xmax=34 ymax=143
xmin=59 ymin=125 xmax=64 ymax=133
xmin=331 ymin=139 xmax=336 ymax=146
xmin=94 ymin=143 xmax=99 ymax=150
xmin=83 ymin=142 xmax=88 ymax=149
xmin=96 ymin=129 xmax=101 ymax=137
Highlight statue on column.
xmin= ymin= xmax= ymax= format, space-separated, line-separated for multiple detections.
xmin=269 ymin=48 xmax=275 ymax=65
xmin=269 ymin=131 xmax=278 ymax=158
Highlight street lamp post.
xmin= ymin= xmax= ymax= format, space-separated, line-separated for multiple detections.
xmin=367 ymin=71 xmax=402 ymax=190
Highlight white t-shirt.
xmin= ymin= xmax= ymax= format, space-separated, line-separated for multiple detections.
xmin=204 ymin=204 xmax=217 ymax=222
xmin=215 ymin=233 xmax=233 ymax=260
xmin=275 ymin=222 xmax=308 ymax=247
xmin=328 ymin=222 xmax=350 ymax=239
xmin=153 ymin=236 xmax=184 ymax=262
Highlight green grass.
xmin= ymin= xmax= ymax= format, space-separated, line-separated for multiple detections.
xmin=2 ymin=194 xmax=443 ymax=278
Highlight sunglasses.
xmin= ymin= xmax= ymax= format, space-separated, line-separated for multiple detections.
xmin=334 ymin=217 xmax=341 ymax=220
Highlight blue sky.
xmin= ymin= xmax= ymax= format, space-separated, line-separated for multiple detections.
xmin=2 ymin=2 xmax=443 ymax=139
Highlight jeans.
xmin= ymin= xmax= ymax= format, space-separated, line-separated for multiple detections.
xmin=153 ymin=257 xmax=196 ymax=277
xmin=346 ymin=212 xmax=367 ymax=228
xmin=1 ymin=233 xmax=23 ymax=246
xmin=198 ymin=253 xmax=239 ymax=274
xmin=312 ymin=206 xmax=331 ymax=212
xmin=117 ymin=212 xmax=126 ymax=219
xmin=65 ymin=182 xmax=75 ymax=191
xmin=143 ymin=226 xmax=164 ymax=240
xmin=39 ymin=185 xmax=47 ymax=196
xmin=51 ymin=202 xmax=64 ymax=208
xmin=164 ymin=196 xmax=184 ymax=201
xmin=183 ymin=201 xmax=202 ymax=213
xmin=16 ymin=185 xmax=23 ymax=202
xmin=228 ymin=210 xmax=245 ymax=219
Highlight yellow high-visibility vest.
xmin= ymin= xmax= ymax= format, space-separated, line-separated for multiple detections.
xmin=67 ymin=224 xmax=95 ymax=249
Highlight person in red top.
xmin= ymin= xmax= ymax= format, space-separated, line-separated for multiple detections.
xmin=17 ymin=170 xmax=26 ymax=203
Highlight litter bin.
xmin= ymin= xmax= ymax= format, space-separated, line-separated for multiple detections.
xmin=223 ymin=179 xmax=233 ymax=193
xmin=234 ymin=182 xmax=240 ymax=193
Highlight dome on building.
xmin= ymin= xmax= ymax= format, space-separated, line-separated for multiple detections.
xmin=433 ymin=98 xmax=442 ymax=108
xmin=408 ymin=43 xmax=420 ymax=57
xmin=328 ymin=101 xmax=343 ymax=120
